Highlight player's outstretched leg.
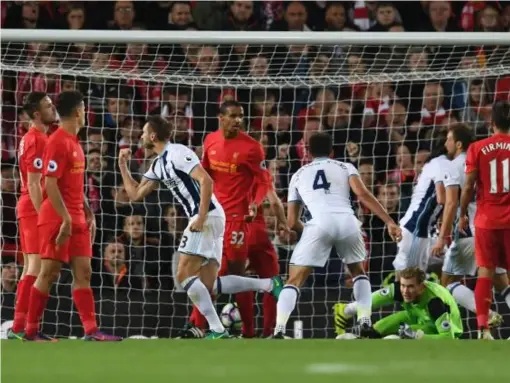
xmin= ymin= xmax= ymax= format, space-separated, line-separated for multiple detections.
xmin=70 ymin=256 xmax=122 ymax=341
xmin=177 ymin=255 xmax=229 ymax=339
xmin=213 ymin=275 xmax=283 ymax=298
xmin=9 ymin=254 xmax=40 ymax=339
xmin=24 ymin=259 xmax=61 ymax=342
xmin=273 ymin=265 xmax=312 ymax=338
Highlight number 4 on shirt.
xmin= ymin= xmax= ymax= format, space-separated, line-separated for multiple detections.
xmin=313 ymin=170 xmax=331 ymax=191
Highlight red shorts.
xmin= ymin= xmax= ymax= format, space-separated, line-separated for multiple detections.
xmin=18 ymin=216 xmax=40 ymax=254
xmin=475 ymin=227 xmax=510 ymax=269
xmin=222 ymin=220 xmax=250 ymax=263
xmin=39 ymin=222 xmax=92 ymax=263
xmin=247 ymin=222 xmax=279 ymax=278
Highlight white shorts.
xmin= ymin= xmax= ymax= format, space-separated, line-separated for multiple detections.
xmin=392 ymin=227 xmax=430 ymax=271
xmin=290 ymin=214 xmax=366 ymax=268
xmin=178 ymin=214 xmax=225 ymax=266
xmin=442 ymin=238 xmax=476 ymax=276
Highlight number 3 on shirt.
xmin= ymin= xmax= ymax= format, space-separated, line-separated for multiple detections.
xmin=313 ymin=170 xmax=331 ymax=191
xmin=489 ymin=158 xmax=510 ymax=193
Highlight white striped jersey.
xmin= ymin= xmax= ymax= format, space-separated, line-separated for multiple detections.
xmin=288 ymin=158 xmax=357 ymax=217
xmin=401 ymin=155 xmax=454 ymax=238
xmin=143 ymin=142 xmax=224 ymax=218
xmin=443 ymin=152 xmax=476 ymax=237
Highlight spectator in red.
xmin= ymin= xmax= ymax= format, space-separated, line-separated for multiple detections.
xmin=86 ymin=149 xmax=109 ymax=216
xmin=363 ymin=82 xmax=393 ymax=128
xmin=420 ymin=82 xmax=449 ymax=132
xmin=297 ymin=87 xmax=335 ymax=131
xmin=248 ymin=55 xmax=269 ymax=78
xmin=83 ymin=129 xmax=109 ymax=156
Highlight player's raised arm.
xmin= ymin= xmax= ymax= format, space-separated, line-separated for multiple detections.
xmin=348 ymin=168 xmax=401 ymax=242
xmin=118 ymin=148 xmax=159 ymax=201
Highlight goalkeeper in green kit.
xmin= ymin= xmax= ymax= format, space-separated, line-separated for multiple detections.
xmin=334 ymin=267 xmax=463 ymax=339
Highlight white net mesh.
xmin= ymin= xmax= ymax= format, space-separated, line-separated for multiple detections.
xmin=2 ymin=37 xmax=510 ymax=339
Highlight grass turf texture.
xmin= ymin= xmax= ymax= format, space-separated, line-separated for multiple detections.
xmin=2 ymin=339 xmax=509 ymax=383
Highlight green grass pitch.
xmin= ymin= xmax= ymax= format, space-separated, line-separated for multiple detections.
xmin=2 ymin=339 xmax=509 ymax=383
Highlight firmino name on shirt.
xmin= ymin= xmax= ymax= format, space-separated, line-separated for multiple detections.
xmin=481 ymin=142 xmax=510 ymax=155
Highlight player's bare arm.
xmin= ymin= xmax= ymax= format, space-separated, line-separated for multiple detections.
xmin=459 ymin=170 xmax=477 ymax=234
xmin=189 ymin=164 xmax=214 ymax=232
xmin=349 ymin=175 xmax=402 ymax=242
xmin=435 ymin=182 xmax=446 ymax=205
xmin=45 ymin=176 xmax=72 ymax=246
xmin=83 ymin=197 xmax=96 ymax=241
xmin=287 ymin=201 xmax=304 ymax=235
xmin=118 ymin=148 xmax=158 ymax=201
xmin=26 ymin=171 xmax=43 ymax=212
xmin=267 ymin=188 xmax=289 ymax=233
xmin=431 ymin=184 xmax=459 ymax=256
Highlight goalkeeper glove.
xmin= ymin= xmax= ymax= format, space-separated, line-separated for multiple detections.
xmin=398 ymin=323 xmax=424 ymax=339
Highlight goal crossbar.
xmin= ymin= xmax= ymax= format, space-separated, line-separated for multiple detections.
xmin=2 ymin=29 xmax=510 ymax=45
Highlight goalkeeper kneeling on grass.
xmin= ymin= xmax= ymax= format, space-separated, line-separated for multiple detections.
xmin=335 ymin=267 xmax=463 ymax=339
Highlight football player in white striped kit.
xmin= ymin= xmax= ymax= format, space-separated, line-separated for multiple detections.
xmin=393 ymin=137 xmax=453 ymax=275
xmin=431 ymin=123 xmax=509 ymax=329
xmin=119 ymin=116 xmax=283 ymax=339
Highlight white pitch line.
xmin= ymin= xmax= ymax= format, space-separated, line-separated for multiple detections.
xmin=305 ymin=363 xmax=378 ymax=375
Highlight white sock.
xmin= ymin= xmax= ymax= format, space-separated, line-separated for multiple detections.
xmin=213 ymin=276 xmax=272 ymax=295
xmin=352 ymin=275 xmax=372 ymax=322
xmin=500 ymin=286 xmax=510 ymax=309
xmin=274 ymin=285 xmax=299 ymax=335
xmin=344 ymin=302 xmax=358 ymax=316
xmin=182 ymin=276 xmax=225 ymax=333
xmin=447 ymin=282 xmax=476 ymax=313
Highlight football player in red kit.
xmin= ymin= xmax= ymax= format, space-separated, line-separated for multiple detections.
xmin=8 ymin=92 xmax=56 ymax=340
xmin=24 ymin=91 xmax=122 ymax=341
xmin=182 ymin=100 xmax=287 ymax=338
xmin=460 ymin=101 xmax=510 ymax=339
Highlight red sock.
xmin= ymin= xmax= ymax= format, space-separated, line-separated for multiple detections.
xmin=236 ymin=292 xmax=255 ymax=337
xmin=262 ymin=293 xmax=276 ymax=337
xmin=12 ymin=275 xmax=37 ymax=333
xmin=475 ymin=277 xmax=493 ymax=329
xmin=25 ymin=286 xmax=50 ymax=337
xmin=190 ymin=306 xmax=207 ymax=329
xmin=72 ymin=288 xmax=98 ymax=335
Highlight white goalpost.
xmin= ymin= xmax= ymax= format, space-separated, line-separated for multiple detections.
xmin=1 ymin=29 xmax=510 ymax=339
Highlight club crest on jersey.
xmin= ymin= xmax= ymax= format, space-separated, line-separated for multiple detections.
xmin=47 ymin=160 xmax=58 ymax=172
xmin=33 ymin=158 xmax=43 ymax=169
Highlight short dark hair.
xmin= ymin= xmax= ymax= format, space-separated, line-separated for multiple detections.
xmin=87 ymin=148 xmax=102 ymax=156
xmin=430 ymin=132 xmax=447 ymax=159
xmin=146 ymin=115 xmax=171 ymax=141
xmin=56 ymin=91 xmax=84 ymax=118
xmin=87 ymin=128 xmax=103 ymax=137
xmin=358 ymin=158 xmax=374 ymax=168
xmin=492 ymin=101 xmax=510 ymax=132
xmin=400 ymin=267 xmax=426 ymax=284
xmin=376 ymin=1 xmax=395 ymax=9
xmin=219 ymin=100 xmax=242 ymax=115
xmin=448 ymin=123 xmax=474 ymax=151
xmin=171 ymin=1 xmax=190 ymax=11
xmin=308 ymin=132 xmax=332 ymax=158
xmin=23 ymin=92 xmax=48 ymax=119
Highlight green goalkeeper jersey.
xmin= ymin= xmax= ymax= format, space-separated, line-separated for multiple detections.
xmin=372 ymin=281 xmax=463 ymax=339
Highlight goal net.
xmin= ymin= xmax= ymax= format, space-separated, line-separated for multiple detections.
xmin=1 ymin=30 xmax=510 ymax=339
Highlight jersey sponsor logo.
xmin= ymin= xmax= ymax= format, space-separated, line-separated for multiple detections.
xmin=47 ymin=160 xmax=58 ymax=172
xmin=33 ymin=158 xmax=43 ymax=169
xmin=440 ymin=320 xmax=451 ymax=330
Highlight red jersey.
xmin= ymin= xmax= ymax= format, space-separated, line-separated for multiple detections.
xmin=16 ymin=127 xmax=48 ymax=218
xmin=38 ymin=128 xmax=86 ymax=225
xmin=465 ymin=133 xmax=510 ymax=229
xmin=202 ymin=130 xmax=271 ymax=221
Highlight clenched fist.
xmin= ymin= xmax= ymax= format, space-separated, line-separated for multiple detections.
xmin=118 ymin=148 xmax=132 ymax=167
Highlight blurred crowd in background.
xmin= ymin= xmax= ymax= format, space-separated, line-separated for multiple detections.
xmin=2 ymin=1 xmax=510 ymax=319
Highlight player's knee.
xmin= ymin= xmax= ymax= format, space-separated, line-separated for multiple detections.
xmin=73 ymin=265 xmax=92 ymax=286
xmin=347 ymin=262 xmax=365 ymax=277
xmin=26 ymin=254 xmax=41 ymax=277
xmin=39 ymin=263 xmax=61 ymax=285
